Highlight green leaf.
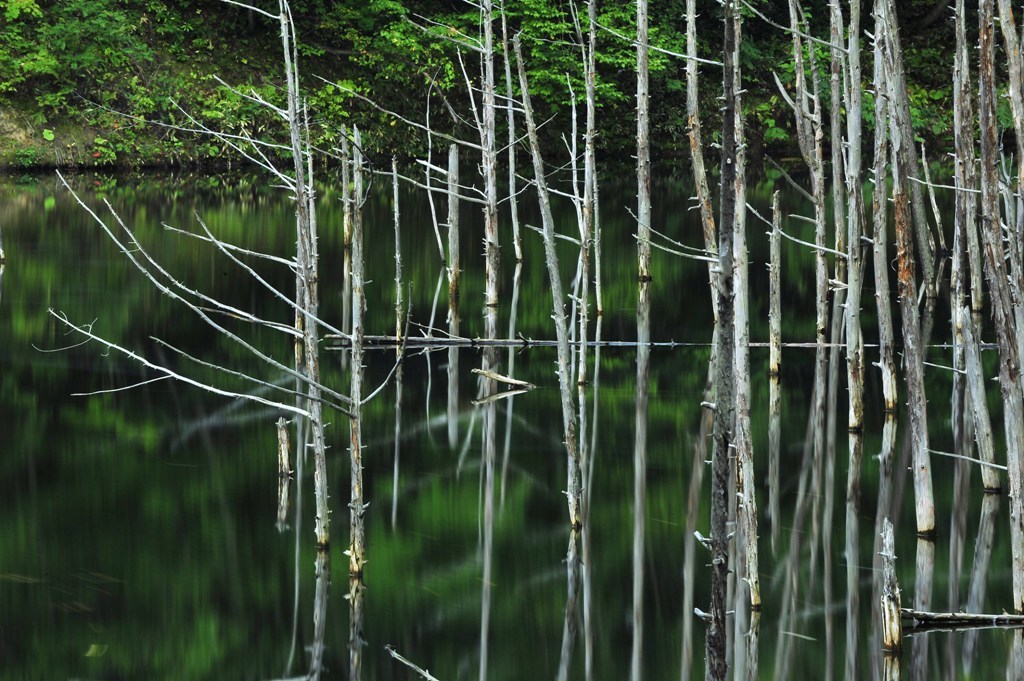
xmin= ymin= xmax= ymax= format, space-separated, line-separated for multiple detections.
xmin=42 ymin=129 xmax=54 ymax=141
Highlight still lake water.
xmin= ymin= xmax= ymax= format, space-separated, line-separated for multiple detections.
xmin=0 ymin=169 xmax=1019 ymax=678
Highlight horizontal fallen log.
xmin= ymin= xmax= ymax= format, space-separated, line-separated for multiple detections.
xmin=902 ymin=608 xmax=1024 ymax=633
xmin=324 ymin=334 xmax=1000 ymax=351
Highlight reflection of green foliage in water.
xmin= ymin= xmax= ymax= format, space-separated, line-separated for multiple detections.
xmin=0 ymin=173 xmax=1019 ymax=677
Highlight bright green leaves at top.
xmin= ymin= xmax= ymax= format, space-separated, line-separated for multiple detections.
xmin=3 ymin=0 xmax=41 ymax=21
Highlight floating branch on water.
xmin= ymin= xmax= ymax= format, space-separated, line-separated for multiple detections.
xmin=472 ymin=388 xmax=532 ymax=406
xmin=471 ymin=368 xmax=535 ymax=389
xmin=385 ymin=645 xmax=441 ymax=681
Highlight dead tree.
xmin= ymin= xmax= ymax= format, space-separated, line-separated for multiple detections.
xmin=513 ymin=35 xmax=582 ymax=529
xmin=348 ymin=126 xmax=367 ymax=576
xmin=636 ymin=0 xmax=652 ymax=282
xmin=879 ymin=0 xmax=935 ymax=536
xmin=707 ymin=0 xmax=739 ymax=676
xmin=729 ymin=3 xmax=760 ymax=615
xmin=56 ymin=0 xmax=342 ymax=550
xmin=980 ymin=0 xmax=1024 ymax=612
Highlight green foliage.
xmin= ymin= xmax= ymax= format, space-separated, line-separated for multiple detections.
xmin=0 ymin=0 xmax=978 ymax=166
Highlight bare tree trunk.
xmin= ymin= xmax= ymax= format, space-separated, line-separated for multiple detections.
xmin=500 ymin=8 xmax=522 ymax=263
xmin=870 ymin=12 xmax=897 ymax=414
xmin=514 ymin=36 xmax=582 ymax=528
xmin=278 ymin=0 xmax=330 ymax=549
xmin=707 ymin=1 xmax=738 ymax=677
xmin=636 ymin=0 xmax=651 ymax=282
xmin=730 ymin=5 xmax=759 ymax=614
xmin=879 ymin=0 xmax=936 ymax=298
xmin=768 ymin=192 xmax=781 ymax=555
xmin=587 ymin=0 xmax=602 ymax=317
xmin=980 ymin=0 xmax=1024 ymax=612
xmin=880 ymin=519 xmax=903 ymax=653
xmin=348 ymin=126 xmax=367 ymax=576
xmin=879 ymin=0 xmax=935 ymax=535
xmin=447 ymin=144 xmax=461 ymax=451
xmin=482 ymin=0 xmax=500 ymax=316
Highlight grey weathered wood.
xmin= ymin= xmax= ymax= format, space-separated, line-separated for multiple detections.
xmin=880 ymin=518 xmax=902 ymax=652
xmin=586 ymin=0 xmax=601 ymax=317
xmin=962 ymin=493 xmax=1000 ymax=672
xmin=481 ymin=0 xmax=500 ymax=317
xmin=730 ymin=5 xmax=760 ymax=615
xmin=500 ymin=8 xmax=522 ymax=263
xmin=277 ymin=0 xmax=331 ymax=549
xmin=686 ymin=0 xmax=718 ymax=314
xmin=870 ymin=10 xmax=897 ymax=413
xmin=513 ymin=35 xmax=581 ymax=529
xmin=980 ymin=0 xmax=1024 ymax=612
xmin=348 ymin=126 xmax=367 ymax=576
xmin=636 ymin=0 xmax=651 ymax=282
xmin=879 ymin=0 xmax=935 ymax=534
xmin=447 ymin=144 xmax=460 ymax=315
xmin=708 ymin=1 xmax=738 ymax=678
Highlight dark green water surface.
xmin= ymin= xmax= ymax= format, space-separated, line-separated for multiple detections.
xmin=0 ymin=171 xmax=1018 ymax=679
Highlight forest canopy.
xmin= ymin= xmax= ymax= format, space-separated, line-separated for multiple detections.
xmin=0 ymin=0 xmax=979 ymax=168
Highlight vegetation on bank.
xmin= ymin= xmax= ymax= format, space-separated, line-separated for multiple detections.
xmin=0 ymin=0 xmax=987 ymax=169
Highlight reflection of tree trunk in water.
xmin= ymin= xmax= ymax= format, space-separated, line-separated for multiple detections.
xmin=962 ymin=492 xmax=999 ymax=674
xmin=348 ymin=578 xmax=365 ymax=681
xmin=631 ymin=280 xmax=650 ymax=681
xmin=285 ymin=418 xmax=306 ymax=674
xmin=501 ymin=263 xmax=522 ymax=509
xmin=447 ymin=327 xmax=460 ymax=452
xmin=557 ymin=530 xmax=582 ymax=681
xmin=872 ymin=416 xmax=897 ymax=678
xmin=582 ymin=317 xmax=602 ymax=681
xmin=309 ymin=551 xmax=329 ymax=681
xmin=1012 ymin=630 xmax=1024 ymax=679
xmin=682 ymin=340 xmax=715 ymax=681
xmin=392 ymin=362 xmax=403 ymax=530
xmin=479 ymin=356 xmax=496 ymax=681
xmin=844 ymin=431 xmax=862 ymax=681
xmin=910 ymin=538 xmax=935 ymax=681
